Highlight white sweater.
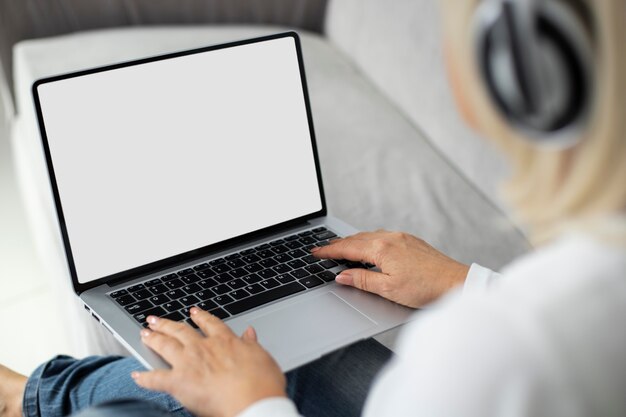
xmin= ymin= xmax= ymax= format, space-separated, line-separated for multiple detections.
xmin=239 ymin=233 xmax=626 ymax=417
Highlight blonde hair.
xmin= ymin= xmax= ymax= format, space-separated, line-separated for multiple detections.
xmin=440 ymin=0 xmax=626 ymax=245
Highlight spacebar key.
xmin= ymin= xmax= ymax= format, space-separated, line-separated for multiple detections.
xmin=224 ymin=282 xmax=306 ymax=315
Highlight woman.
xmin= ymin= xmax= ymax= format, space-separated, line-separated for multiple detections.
xmin=1 ymin=0 xmax=625 ymax=416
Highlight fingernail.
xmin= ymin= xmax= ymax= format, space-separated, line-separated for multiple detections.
xmin=190 ymin=307 xmax=199 ymax=315
xmin=310 ymin=247 xmax=320 ymax=253
xmin=147 ymin=316 xmax=159 ymax=325
xmin=336 ymin=272 xmax=353 ymax=285
xmin=141 ymin=329 xmax=151 ymax=338
xmin=131 ymin=371 xmax=140 ymax=380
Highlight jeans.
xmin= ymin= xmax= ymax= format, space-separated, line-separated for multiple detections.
xmin=22 ymin=338 xmax=391 ymax=417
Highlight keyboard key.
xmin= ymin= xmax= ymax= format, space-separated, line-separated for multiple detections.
xmin=274 ymin=253 xmax=292 ymax=263
xmin=287 ymin=249 xmax=307 ymax=258
xmin=227 ymin=259 xmax=246 ymax=269
xmin=127 ymin=284 xmax=145 ymax=293
xmin=259 ymin=258 xmax=278 ymax=268
xmin=346 ymin=261 xmax=367 ymax=269
xmin=198 ymin=300 xmax=218 ymax=311
xmin=134 ymin=306 xmax=166 ymax=323
xmin=284 ymin=234 xmax=299 ymax=241
xmin=182 ymin=274 xmax=201 ymax=284
xmin=244 ymin=263 xmax=263 ymax=273
xmin=258 ymin=269 xmax=278 ymax=279
xmin=229 ymin=268 xmax=247 ymax=278
xmin=312 ymin=227 xmax=327 ymax=233
xmin=212 ymin=264 xmax=231 ymax=274
xmin=177 ymin=268 xmax=194 ymax=276
xmin=195 ymin=290 xmax=216 ymax=301
xmin=315 ymin=231 xmax=337 ymax=241
xmin=299 ymin=276 xmax=324 ymax=288
xmin=320 ymin=260 xmax=339 ymax=269
xmin=215 ymin=273 xmax=233 ymax=284
xmin=305 ymin=264 xmax=324 ymax=274
xmin=162 ymin=273 xmax=179 ymax=281
xmin=270 ymin=245 xmax=289 ymax=254
xmin=179 ymin=295 xmax=200 ymax=307
xmin=165 ymin=279 xmax=185 ymax=289
xmin=244 ymin=274 xmax=262 ymax=284
xmin=254 ymin=243 xmax=271 ymax=250
xmin=291 ymin=268 xmax=308 ymax=279
xmin=317 ymin=271 xmax=336 ymax=282
xmin=166 ymin=289 xmax=186 ymax=300
xmin=209 ymin=308 xmax=230 ymax=319
xmin=198 ymin=278 xmax=218 ymax=289
xmin=273 ymin=264 xmax=292 ymax=274
xmin=197 ymin=269 xmax=216 ymax=279
xmin=162 ymin=311 xmax=184 ymax=322
xmin=270 ymin=239 xmax=285 ymax=246
xmin=260 ymin=278 xmax=280 ymax=289
xmin=245 ymin=284 xmax=264 ymax=294
xmin=257 ymin=250 xmax=275 ymax=259
xmin=149 ymin=294 xmax=170 ymax=305
xmin=115 ymin=294 xmax=136 ymax=306
xmin=213 ymin=294 xmax=235 ymax=305
xmin=227 ymin=279 xmax=246 ymax=290
xmin=298 ymin=231 xmax=313 ymax=237
xmin=183 ymin=284 xmax=202 ymax=294
xmin=145 ymin=279 xmax=162 ymax=286
xmin=229 ymin=289 xmax=250 ymax=300
xmin=276 ymin=274 xmax=295 ymax=284
xmin=287 ymin=259 xmax=306 ymax=269
xmin=285 ymin=241 xmax=303 ymax=250
xmin=242 ymin=254 xmax=261 ymax=264
xmin=212 ymin=284 xmax=231 ymax=295
xmin=148 ymin=284 xmax=168 ymax=295
xmin=299 ymin=237 xmax=316 ymax=245
xmin=110 ymin=289 xmax=129 ymax=298
xmin=225 ymin=282 xmax=306 ymax=315
xmin=209 ymin=258 xmax=226 ymax=266
xmin=193 ymin=263 xmax=210 ymax=271
xmin=365 ymin=263 xmax=376 ymax=269
xmin=302 ymin=255 xmax=319 ymax=264
xmin=125 ymin=300 xmax=153 ymax=314
xmin=163 ymin=301 xmax=183 ymax=312
xmin=241 ymin=248 xmax=256 ymax=255
xmin=133 ymin=289 xmax=152 ymax=300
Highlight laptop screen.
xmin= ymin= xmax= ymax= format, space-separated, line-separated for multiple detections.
xmin=35 ymin=35 xmax=323 ymax=285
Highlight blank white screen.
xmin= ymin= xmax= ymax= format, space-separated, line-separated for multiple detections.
xmin=38 ymin=36 xmax=322 ymax=284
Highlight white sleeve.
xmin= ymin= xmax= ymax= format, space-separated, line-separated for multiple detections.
xmin=236 ymin=397 xmax=301 ymax=417
xmin=463 ymin=263 xmax=502 ymax=294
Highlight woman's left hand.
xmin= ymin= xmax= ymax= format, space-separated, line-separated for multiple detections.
xmin=132 ymin=308 xmax=287 ymax=417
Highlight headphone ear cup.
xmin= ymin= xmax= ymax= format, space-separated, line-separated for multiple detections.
xmin=474 ymin=0 xmax=593 ymax=147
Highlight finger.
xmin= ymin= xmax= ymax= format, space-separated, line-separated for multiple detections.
xmin=140 ymin=328 xmax=184 ymax=364
xmin=132 ymin=369 xmax=175 ymax=393
xmin=241 ymin=326 xmax=257 ymax=343
xmin=147 ymin=315 xmax=202 ymax=345
xmin=335 ymin=268 xmax=390 ymax=298
xmin=311 ymin=238 xmax=380 ymax=264
xmin=190 ymin=307 xmax=235 ymax=338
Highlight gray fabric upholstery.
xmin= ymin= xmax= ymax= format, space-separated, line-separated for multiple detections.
xmin=325 ymin=0 xmax=510 ymax=208
xmin=0 ymin=0 xmax=327 ymax=103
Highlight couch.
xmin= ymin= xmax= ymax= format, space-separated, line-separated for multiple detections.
xmin=0 ymin=0 xmax=530 ymax=358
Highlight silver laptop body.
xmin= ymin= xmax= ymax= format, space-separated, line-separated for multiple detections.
xmin=32 ymin=32 xmax=413 ymax=372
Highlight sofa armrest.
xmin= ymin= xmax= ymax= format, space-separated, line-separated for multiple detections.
xmin=0 ymin=0 xmax=328 ymax=106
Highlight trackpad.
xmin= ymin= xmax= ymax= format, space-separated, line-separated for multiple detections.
xmin=248 ymin=292 xmax=377 ymax=358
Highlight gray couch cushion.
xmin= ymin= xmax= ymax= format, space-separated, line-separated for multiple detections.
xmin=325 ymin=0 xmax=511 ymax=211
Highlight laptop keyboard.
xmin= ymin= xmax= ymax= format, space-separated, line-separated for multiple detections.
xmin=108 ymin=227 xmax=373 ymax=328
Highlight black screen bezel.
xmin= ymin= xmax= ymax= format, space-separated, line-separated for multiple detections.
xmin=32 ymin=31 xmax=327 ymax=294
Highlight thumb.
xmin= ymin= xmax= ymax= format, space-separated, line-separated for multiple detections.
xmin=336 ymin=269 xmax=389 ymax=297
xmin=241 ymin=326 xmax=258 ymax=342
xmin=131 ymin=369 xmax=174 ymax=393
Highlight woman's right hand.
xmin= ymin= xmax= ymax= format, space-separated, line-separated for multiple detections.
xmin=312 ymin=230 xmax=469 ymax=308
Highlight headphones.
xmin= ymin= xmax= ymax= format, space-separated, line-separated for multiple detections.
xmin=474 ymin=0 xmax=594 ymax=147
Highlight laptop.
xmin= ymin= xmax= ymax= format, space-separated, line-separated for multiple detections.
xmin=32 ymin=31 xmax=413 ymax=371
